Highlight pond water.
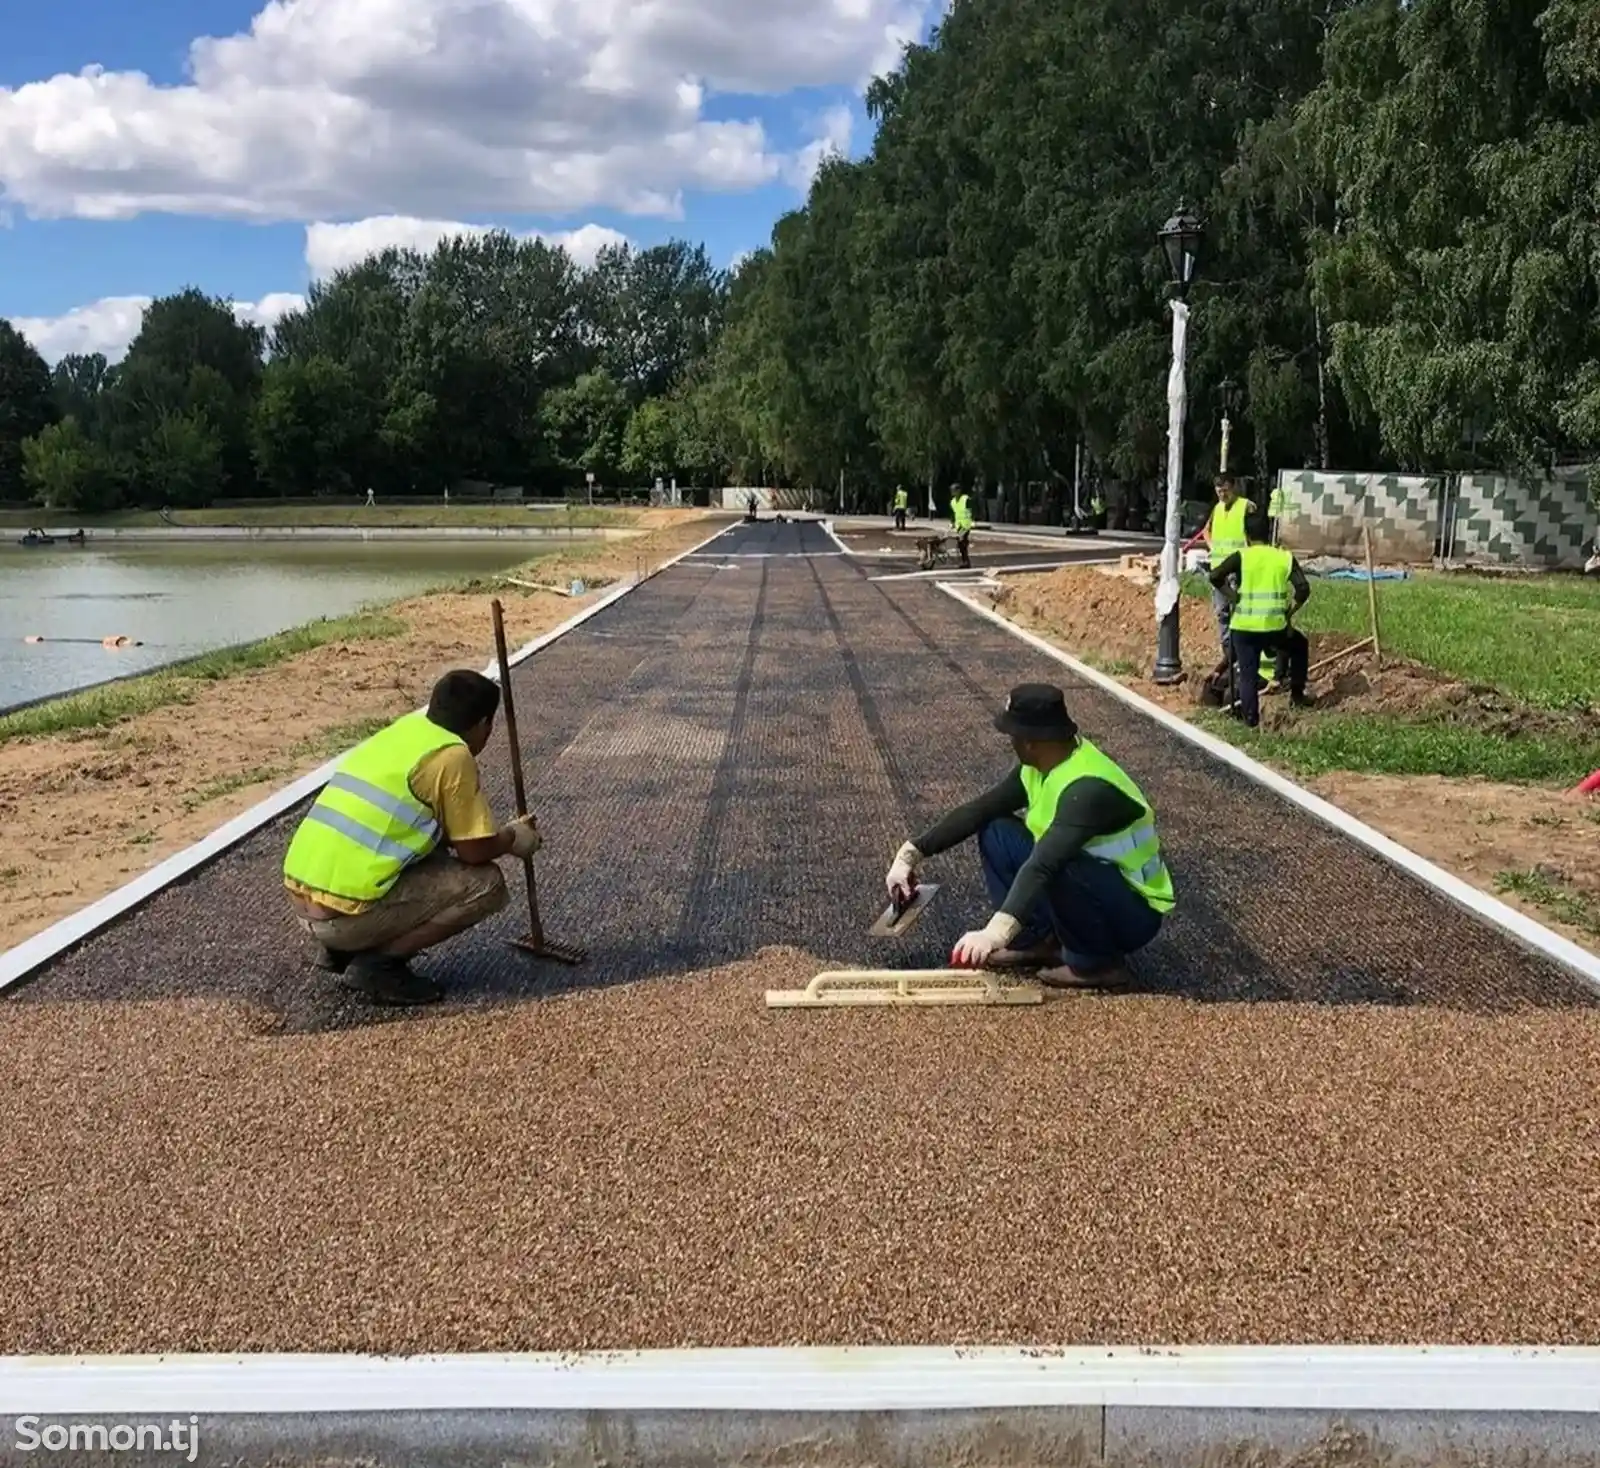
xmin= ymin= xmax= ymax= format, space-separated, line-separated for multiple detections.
xmin=0 ymin=538 xmax=573 ymax=711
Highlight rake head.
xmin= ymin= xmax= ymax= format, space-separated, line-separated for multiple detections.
xmin=509 ymin=934 xmax=588 ymax=965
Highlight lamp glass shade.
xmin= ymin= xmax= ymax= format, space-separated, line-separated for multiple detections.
xmin=1159 ymin=209 xmax=1205 ymax=287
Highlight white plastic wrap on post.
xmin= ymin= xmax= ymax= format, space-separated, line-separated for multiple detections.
xmin=1155 ymin=298 xmax=1190 ymax=622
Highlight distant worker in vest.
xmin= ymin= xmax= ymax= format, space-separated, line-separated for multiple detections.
xmin=1184 ymin=474 xmax=1255 ymax=662
xmin=892 ymin=485 xmax=909 ymax=531
xmin=949 ymin=483 xmax=975 ymax=568
xmin=281 ymin=670 xmax=542 ymax=1006
xmin=1208 ymin=510 xmax=1313 ymax=728
xmin=883 ymin=683 xmax=1174 ymax=990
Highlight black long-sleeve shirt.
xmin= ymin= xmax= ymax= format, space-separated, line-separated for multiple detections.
xmin=911 ymin=766 xmax=1144 ymax=922
xmin=1209 ymin=550 xmax=1310 ymax=612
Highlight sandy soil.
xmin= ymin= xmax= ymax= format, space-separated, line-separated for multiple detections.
xmin=988 ymin=564 xmax=1600 ymax=953
xmin=0 ymin=511 xmax=720 ymax=948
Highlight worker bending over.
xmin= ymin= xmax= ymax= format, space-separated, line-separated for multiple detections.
xmin=892 ymin=486 xmax=909 ymax=531
xmin=282 ymin=670 xmax=541 ymax=1006
xmin=1208 ymin=510 xmax=1313 ymax=728
xmin=884 ymin=683 xmax=1174 ymax=989
xmin=949 ymin=484 xmax=974 ymax=567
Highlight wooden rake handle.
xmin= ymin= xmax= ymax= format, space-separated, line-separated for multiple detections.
xmin=489 ymin=598 xmax=545 ymax=946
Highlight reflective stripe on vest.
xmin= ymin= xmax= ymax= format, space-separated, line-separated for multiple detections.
xmin=282 ymin=709 xmax=464 ymax=903
xmin=1232 ymin=543 xmax=1294 ymax=633
xmin=952 ymin=494 xmax=974 ymax=531
xmin=1018 ymin=738 xmax=1175 ymax=914
xmin=1210 ymin=498 xmax=1250 ymax=556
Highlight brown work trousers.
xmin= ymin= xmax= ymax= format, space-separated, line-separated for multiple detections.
xmin=295 ymin=852 xmax=507 ymax=954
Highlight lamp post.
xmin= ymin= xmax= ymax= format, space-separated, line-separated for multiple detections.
xmin=1152 ymin=204 xmax=1205 ymax=686
xmin=1219 ymin=378 xmax=1238 ymax=475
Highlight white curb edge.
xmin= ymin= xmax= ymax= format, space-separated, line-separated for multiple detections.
xmin=1 ymin=1344 xmax=1598 ymax=1414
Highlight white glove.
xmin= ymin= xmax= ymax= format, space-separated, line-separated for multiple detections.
xmin=502 ymin=815 xmax=542 ymax=859
xmin=951 ymin=913 xmax=1022 ymax=968
xmin=886 ymin=841 xmax=922 ymax=902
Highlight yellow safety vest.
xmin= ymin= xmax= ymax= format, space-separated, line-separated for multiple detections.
xmin=951 ymin=494 xmax=974 ymax=532
xmin=893 ymin=490 xmax=908 ymax=509
xmin=1232 ymin=544 xmax=1294 ymax=633
xmin=1209 ymin=498 xmax=1251 ymax=557
xmin=282 ymin=710 xmax=463 ymax=904
xmin=1019 ymin=739 xmax=1175 ymax=914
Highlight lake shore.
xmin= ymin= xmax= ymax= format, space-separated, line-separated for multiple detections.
xmin=0 ymin=509 xmax=722 ymax=950
xmin=6 ymin=525 xmax=640 ymax=542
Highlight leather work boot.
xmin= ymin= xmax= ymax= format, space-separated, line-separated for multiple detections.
xmin=341 ymin=953 xmax=444 ymax=1006
xmin=1038 ymin=961 xmax=1134 ymax=991
xmin=314 ymin=943 xmax=351 ymax=973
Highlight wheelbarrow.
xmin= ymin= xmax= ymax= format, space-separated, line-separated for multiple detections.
xmin=916 ymin=534 xmax=953 ymax=571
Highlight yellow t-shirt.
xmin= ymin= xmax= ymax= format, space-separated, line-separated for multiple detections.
xmin=285 ymin=743 xmax=499 ymax=915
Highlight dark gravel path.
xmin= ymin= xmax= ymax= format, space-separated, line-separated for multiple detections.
xmin=8 ymin=516 xmax=1590 ymax=1033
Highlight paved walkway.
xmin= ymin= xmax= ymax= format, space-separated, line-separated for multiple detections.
xmin=12 ymin=517 xmax=1590 ymax=1033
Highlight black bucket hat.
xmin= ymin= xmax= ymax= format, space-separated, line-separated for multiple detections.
xmin=993 ymin=683 xmax=1079 ymax=741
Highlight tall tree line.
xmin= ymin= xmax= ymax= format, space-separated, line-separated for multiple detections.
xmin=681 ymin=0 xmax=1598 ymax=508
xmin=0 ymin=238 xmax=730 ymax=511
xmin=2 ymin=0 xmax=1595 ymax=514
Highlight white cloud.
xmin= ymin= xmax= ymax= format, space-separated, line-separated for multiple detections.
xmin=9 ymin=293 xmax=305 ymax=366
xmin=787 ymin=104 xmax=854 ymax=190
xmin=0 ymin=0 xmax=931 ymax=224
xmin=303 ymin=216 xmax=629 ymax=276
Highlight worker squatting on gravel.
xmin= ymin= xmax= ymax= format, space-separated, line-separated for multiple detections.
xmin=280 ymin=670 xmax=541 ymax=1007
xmin=884 ymin=682 xmax=1175 ymax=991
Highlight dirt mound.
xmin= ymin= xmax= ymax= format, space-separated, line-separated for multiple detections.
xmin=993 ymin=565 xmax=1588 ymax=739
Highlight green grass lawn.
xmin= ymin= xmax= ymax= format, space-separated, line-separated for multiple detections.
xmin=1179 ymin=568 xmax=1600 ymax=783
xmin=0 ymin=503 xmax=644 ymax=530
xmin=1183 ymin=568 xmax=1599 ymax=710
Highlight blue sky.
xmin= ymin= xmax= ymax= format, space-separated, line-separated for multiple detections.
xmin=1 ymin=0 xmax=937 ymax=361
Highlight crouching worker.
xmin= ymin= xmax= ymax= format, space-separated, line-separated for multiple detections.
xmin=884 ymin=683 xmax=1174 ymax=989
xmin=281 ymin=670 xmax=541 ymax=1006
xmin=1208 ymin=510 xmax=1312 ymax=728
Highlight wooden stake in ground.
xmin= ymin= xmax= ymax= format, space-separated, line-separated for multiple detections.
xmin=1304 ymin=525 xmax=1387 ymax=679
xmin=1362 ymin=524 xmax=1383 ymax=666
xmin=489 ymin=598 xmax=586 ymax=966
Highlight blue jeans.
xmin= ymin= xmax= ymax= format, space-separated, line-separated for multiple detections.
xmin=978 ymin=817 xmax=1164 ymax=972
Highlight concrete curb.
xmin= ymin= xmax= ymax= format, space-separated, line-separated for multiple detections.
xmin=0 ymin=1347 xmax=1597 ymax=1467
xmin=0 ymin=522 xmax=733 ymax=994
xmin=938 ymin=581 xmax=1600 ymax=995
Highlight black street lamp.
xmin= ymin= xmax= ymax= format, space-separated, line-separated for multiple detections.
xmin=1157 ymin=206 xmax=1205 ymax=300
xmin=1152 ymin=203 xmax=1206 ymax=686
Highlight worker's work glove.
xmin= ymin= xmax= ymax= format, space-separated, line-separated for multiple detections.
xmin=502 ymin=815 xmax=542 ymax=859
xmin=950 ymin=912 xmax=1022 ymax=968
xmin=885 ymin=841 xmax=923 ymax=902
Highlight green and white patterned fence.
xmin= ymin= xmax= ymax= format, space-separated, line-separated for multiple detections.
xmin=1450 ymin=474 xmax=1597 ymax=569
xmin=1271 ymin=471 xmax=1442 ymax=561
xmin=1272 ymin=470 xmax=1599 ymax=568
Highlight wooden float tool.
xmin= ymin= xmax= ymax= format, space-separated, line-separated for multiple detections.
xmin=767 ymin=968 xmax=1044 ymax=1009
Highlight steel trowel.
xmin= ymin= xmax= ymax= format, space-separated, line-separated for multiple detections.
xmin=868 ymin=881 xmax=940 ymax=938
